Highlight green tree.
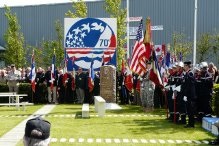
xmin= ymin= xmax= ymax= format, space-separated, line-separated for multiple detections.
xmin=65 ymin=0 xmax=87 ymax=18
xmin=171 ymin=32 xmax=192 ymax=61
xmin=104 ymin=0 xmax=127 ymax=70
xmin=4 ymin=6 xmax=26 ymax=67
xmin=197 ymin=33 xmax=212 ymax=63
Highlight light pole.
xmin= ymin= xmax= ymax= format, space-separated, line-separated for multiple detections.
xmin=193 ymin=0 xmax=198 ymax=66
xmin=126 ymin=0 xmax=130 ymax=59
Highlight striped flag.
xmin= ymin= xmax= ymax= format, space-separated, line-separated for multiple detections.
xmin=30 ymin=50 xmax=36 ymax=92
xmin=149 ymin=50 xmax=163 ymax=87
xmin=130 ymin=19 xmax=147 ymax=76
xmin=88 ymin=59 xmax=94 ymax=92
xmin=51 ymin=54 xmax=56 ymax=90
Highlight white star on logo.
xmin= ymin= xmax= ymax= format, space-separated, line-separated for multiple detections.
xmin=67 ymin=32 xmax=73 ymax=40
xmin=81 ymin=32 xmax=86 ymax=38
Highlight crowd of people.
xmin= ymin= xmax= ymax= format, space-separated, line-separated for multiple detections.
xmin=0 ymin=65 xmax=101 ymax=104
xmin=0 ymin=61 xmax=218 ymax=122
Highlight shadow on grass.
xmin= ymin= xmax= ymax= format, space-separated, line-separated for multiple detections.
xmin=121 ymin=117 xmax=216 ymax=142
xmin=108 ymin=105 xmax=167 ymax=115
xmin=74 ymin=111 xmax=90 ymax=119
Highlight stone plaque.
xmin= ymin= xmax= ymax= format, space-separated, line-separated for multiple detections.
xmin=100 ymin=65 xmax=116 ymax=103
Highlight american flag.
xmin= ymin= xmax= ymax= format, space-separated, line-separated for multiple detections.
xmin=130 ymin=19 xmax=147 ymax=76
xmin=30 ymin=50 xmax=36 ymax=92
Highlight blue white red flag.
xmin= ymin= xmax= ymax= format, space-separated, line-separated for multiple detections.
xmin=30 ymin=50 xmax=36 ymax=92
xmin=51 ymin=54 xmax=56 ymax=90
xmin=88 ymin=59 xmax=94 ymax=92
xmin=149 ymin=50 xmax=163 ymax=87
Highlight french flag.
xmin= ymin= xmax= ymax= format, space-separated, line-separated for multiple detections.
xmin=30 ymin=50 xmax=36 ymax=92
xmin=88 ymin=59 xmax=94 ymax=92
xmin=51 ymin=54 xmax=56 ymax=90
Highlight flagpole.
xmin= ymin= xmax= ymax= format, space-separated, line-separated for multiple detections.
xmin=193 ymin=0 xmax=198 ymax=66
xmin=126 ymin=0 xmax=130 ymax=59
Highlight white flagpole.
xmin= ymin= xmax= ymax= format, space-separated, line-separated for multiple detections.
xmin=126 ymin=0 xmax=130 ymax=59
xmin=193 ymin=0 xmax=198 ymax=66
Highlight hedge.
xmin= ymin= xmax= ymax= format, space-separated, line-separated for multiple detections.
xmin=212 ymin=84 xmax=219 ymax=117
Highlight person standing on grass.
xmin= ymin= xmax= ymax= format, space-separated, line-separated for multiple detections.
xmin=6 ymin=64 xmax=21 ymax=93
xmin=140 ymin=61 xmax=154 ymax=111
xmin=182 ymin=61 xmax=196 ymax=128
xmin=75 ymin=67 xmax=86 ymax=104
xmin=23 ymin=117 xmax=51 ymax=146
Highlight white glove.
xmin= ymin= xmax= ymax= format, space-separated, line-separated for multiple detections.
xmin=183 ymin=96 xmax=187 ymax=102
xmin=172 ymin=94 xmax=175 ymax=99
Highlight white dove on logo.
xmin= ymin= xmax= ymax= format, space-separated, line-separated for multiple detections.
xmin=91 ymin=22 xmax=105 ymax=32
xmin=81 ymin=23 xmax=90 ymax=33
xmin=72 ymin=27 xmax=81 ymax=35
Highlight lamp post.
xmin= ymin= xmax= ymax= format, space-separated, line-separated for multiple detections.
xmin=193 ymin=0 xmax=198 ymax=66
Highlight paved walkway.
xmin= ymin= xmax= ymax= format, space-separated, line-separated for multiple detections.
xmin=0 ymin=105 xmax=56 ymax=146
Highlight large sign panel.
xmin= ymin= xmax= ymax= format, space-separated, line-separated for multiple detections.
xmin=64 ymin=18 xmax=117 ymax=71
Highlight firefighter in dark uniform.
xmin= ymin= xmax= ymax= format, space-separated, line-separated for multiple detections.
xmin=175 ymin=62 xmax=186 ymax=124
xmin=35 ymin=67 xmax=45 ymax=103
xmin=182 ymin=61 xmax=196 ymax=128
xmin=57 ymin=70 xmax=66 ymax=103
xmin=116 ymin=71 xmax=125 ymax=104
xmin=196 ymin=62 xmax=213 ymax=121
xmin=166 ymin=64 xmax=177 ymax=122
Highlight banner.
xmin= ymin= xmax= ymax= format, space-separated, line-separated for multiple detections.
xmin=64 ymin=18 xmax=117 ymax=71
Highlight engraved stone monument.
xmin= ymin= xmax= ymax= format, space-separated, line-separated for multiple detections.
xmin=100 ymin=65 xmax=116 ymax=103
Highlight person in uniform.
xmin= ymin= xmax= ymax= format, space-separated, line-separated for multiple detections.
xmin=75 ymin=67 xmax=85 ymax=104
xmin=34 ymin=67 xmax=46 ymax=103
xmin=165 ymin=64 xmax=177 ymax=122
xmin=196 ymin=62 xmax=213 ymax=121
xmin=140 ymin=61 xmax=154 ymax=111
xmin=44 ymin=66 xmax=58 ymax=104
xmin=182 ymin=61 xmax=196 ymax=128
xmin=116 ymin=70 xmax=125 ymax=104
xmin=57 ymin=69 xmax=66 ymax=103
xmin=175 ymin=62 xmax=186 ymax=124
xmin=6 ymin=64 xmax=21 ymax=93
xmin=133 ymin=72 xmax=141 ymax=105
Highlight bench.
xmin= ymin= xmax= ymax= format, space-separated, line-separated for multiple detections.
xmin=94 ymin=96 xmax=106 ymax=117
xmin=82 ymin=104 xmax=89 ymax=118
xmin=0 ymin=93 xmax=32 ymax=110
xmin=0 ymin=102 xmax=34 ymax=111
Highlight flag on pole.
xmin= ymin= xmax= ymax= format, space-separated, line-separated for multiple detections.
xmin=179 ymin=52 xmax=183 ymax=61
xmin=143 ymin=17 xmax=153 ymax=61
xmin=30 ymin=50 xmax=36 ymax=92
xmin=51 ymin=53 xmax=56 ymax=90
xmin=149 ymin=50 xmax=163 ymax=87
xmin=88 ymin=58 xmax=94 ymax=92
xmin=130 ymin=19 xmax=147 ymax=76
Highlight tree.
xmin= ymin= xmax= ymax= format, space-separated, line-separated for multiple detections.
xmin=104 ymin=0 xmax=127 ymax=70
xmin=65 ymin=0 xmax=87 ymax=18
xmin=4 ymin=6 xmax=26 ymax=67
xmin=171 ymin=32 xmax=192 ymax=61
xmin=197 ymin=33 xmax=213 ymax=63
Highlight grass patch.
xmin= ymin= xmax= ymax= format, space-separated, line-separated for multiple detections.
xmin=16 ymin=104 xmax=216 ymax=146
xmin=0 ymin=105 xmax=43 ymax=136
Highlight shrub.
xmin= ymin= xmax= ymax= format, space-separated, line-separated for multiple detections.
xmin=212 ymin=84 xmax=219 ymax=117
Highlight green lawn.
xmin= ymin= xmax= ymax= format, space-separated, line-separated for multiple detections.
xmin=0 ymin=105 xmax=43 ymax=136
xmin=16 ymin=104 xmax=216 ymax=146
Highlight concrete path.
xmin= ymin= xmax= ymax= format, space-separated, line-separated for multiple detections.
xmin=0 ymin=104 xmax=56 ymax=146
